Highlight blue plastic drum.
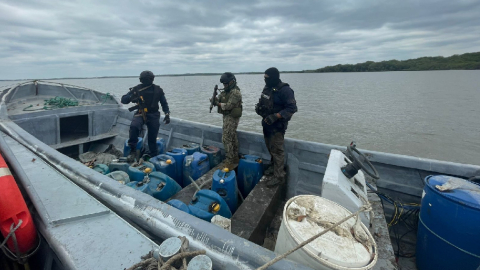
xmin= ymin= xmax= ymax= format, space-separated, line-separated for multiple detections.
xmin=183 ymin=152 xmax=209 ymax=188
xmin=93 ymin=164 xmax=110 ymax=175
xmin=416 ymin=175 xmax=480 ymax=270
xmin=212 ymin=169 xmax=238 ymax=213
xmin=200 ymin=145 xmax=223 ymax=169
xmin=150 ymin=154 xmax=177 ymax=184
xmin=123 ymin=137 xmax=144 ymax=157
xmin=167 ymin=199 xmax=191 ymax=214
xmin=237 ymin=155 xmax=264 ymax=197
xmin=182 ymin=143 xmax=200 ymax=155
xmin=146 ymin=137 xmax=166 ymax=156
xmin=127 ymin=162 xmax=156 ymax=182
xmin=127 ymin=172 xmax=181 ymax=201
xmin=166 ymin=148 xmax=187 ymax=186
xmin=188 ymin=190 xmax=232 ymax=221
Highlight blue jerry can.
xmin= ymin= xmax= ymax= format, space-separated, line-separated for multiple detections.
xmin=146 ymin=137 xmax=166 ymax=155
xmin=212 ymin=169 xmax=238 ymax=213
xmin=182 ymin=143 xmax=200 ymax=155
xmin=127 ymin=162 xmax=156 ymax=182
xmin=183 ymin=152 xmax=209 ymax=188
xmin=188 ymin=190 xmax=232 ymax=221
xmin=93 ymin=164 xmax=110 ymax=175
xmin=200 ymin=145 xmax=223 ymax=169
xmin=106 ymin=171 xmax=130 ymax=184
xmin=166 ymin=148 xmax=187 ymax=187
xmin=237 ymin=155 xmax=264 ymax=198
xmin=167 ymin=199 xmax=191 ymax=214
xmin=148 ymin=172 xmax=182 ymax=201
xmin=108 ymin=162 xmax=130 ymax=173
xmin=123 ymin=137 xmax=144 ymax=157
xmin=127 ymin=180 xmax=151 ymax=195
xmin=127 ymin=172 xmax=181 ymax=201
xmin=150 ymin=154 xmax=177 ymax=184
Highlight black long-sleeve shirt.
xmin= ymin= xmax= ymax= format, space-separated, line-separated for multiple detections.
xmin=121 ymin=84 xmax=170 ymax=114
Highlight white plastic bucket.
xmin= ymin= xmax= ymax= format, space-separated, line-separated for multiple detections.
xmin=274 ymin=195 xmax=377 ymax=270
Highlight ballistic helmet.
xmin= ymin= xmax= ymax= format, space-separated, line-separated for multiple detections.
xmin=139 ymin=70 xmax=155 ymax=85
xmin=220 ymin=72 xmax=236 ymax=84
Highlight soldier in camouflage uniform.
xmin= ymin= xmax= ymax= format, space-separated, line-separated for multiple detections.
xmin=256 ymin=67 xmax=297 ymax=187
xmin=211 ymin=72 xmax=242 ymax=170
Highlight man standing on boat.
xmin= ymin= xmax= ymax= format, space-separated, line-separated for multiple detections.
xmin=211 ymin=72 xmax=243 ymax=170
xmin=255 ymin=67 xmax=297 ymax=187
xmin=121 ymin=71 xmax=170 ymax=162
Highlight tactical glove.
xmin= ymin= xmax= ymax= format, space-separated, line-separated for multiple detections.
xmin=255 ymin=103 xmax=262 ymax=116
xmin=264 ymin=113 xmax=279 ymax=125
xmin=163 ymin=114 xmax=170 ymax=124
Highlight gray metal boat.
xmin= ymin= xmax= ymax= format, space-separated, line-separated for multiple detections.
xmin=0 ymin=80 xmax=479 ymax=270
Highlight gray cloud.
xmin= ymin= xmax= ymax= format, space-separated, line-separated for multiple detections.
xmin=0 ymin=0 xmax=479 ymax=79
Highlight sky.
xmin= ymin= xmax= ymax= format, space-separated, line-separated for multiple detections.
xmin=1 ymin=0 xmax=479 ymax=80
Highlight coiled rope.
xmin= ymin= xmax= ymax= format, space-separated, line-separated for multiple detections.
xmin=23 ymin=96 xmax=79 ymax=111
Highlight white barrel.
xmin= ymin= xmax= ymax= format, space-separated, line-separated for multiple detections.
xmin=187 ymin=255 xmax=212 ymax=270
xmin=106 ymin=171 xmax=130 ymax=184
xmin=274 ymin=195 xmax=377 ymax=270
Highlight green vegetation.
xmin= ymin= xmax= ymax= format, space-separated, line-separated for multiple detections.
xmin=311 ymin=52 xmax=480 ymax=73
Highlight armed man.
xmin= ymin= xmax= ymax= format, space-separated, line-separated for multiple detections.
xmin=121 ymin=71 xmax=170 ymax=162
xmin=210 ymin=72 xmax=243 ymax=170
xmin=255 ymin=67 xmax=297 ymax=187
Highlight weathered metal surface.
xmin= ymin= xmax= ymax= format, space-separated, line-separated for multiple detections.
xmin=0 ymin=132 xmax=158 ymax=270
xmin=231 ymin=176 xmax=284 ymax=245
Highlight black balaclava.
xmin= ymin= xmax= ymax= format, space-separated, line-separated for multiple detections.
xmin=264 ymin=67 xmax=280 ymax=87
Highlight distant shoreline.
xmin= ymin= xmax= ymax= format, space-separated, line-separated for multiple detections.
xmin=1 ymin=51 xmax=479 ymax=81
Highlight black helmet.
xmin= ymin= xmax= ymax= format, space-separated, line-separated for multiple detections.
xmin=139 ymin=70 xmax=155 ymax=84
xmin=220 ymin=72 xmax=236 ymax=84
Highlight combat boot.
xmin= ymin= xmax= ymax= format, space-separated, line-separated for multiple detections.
xmin=126 ymin=147 xmax=136 ymax=163
xmin=266 ymin=176 xmax=285 ymax=188
xmin=264 ymin=165 xmax=274 ymax=176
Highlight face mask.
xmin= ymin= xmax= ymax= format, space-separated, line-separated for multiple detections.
xmin=264 ymin=77 xmax=278 ymax=87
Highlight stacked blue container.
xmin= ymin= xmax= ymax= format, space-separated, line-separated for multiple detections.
xmin=188 ymin=190 xmax=232 ymax=221
xmin=237 ymin=155 xmax=264 ymax=197
xmin=416 ymin=175 xmax=480 ymax=270
xmin=150 ymin=154 xmax=177 ymax=184
xmin=123 ymin=137 xmax=144 ymax=157
xmin=93 ymin=164 xmax=110 ymax=175
xmin=200 ymin=145 xmax=223 ymax=169
xmin=127 ymin=162 xmax=156 ymax=182
xmin=166 ymin=148 xmax=188 ymax=186
xmin=127 ymin=172 xmax=181 ymax=201
xmin=167 ymin=199 xmax=191 ymax=214
xmin=182 ymin=143 xmax=200 ymax=155
xmin=212 ymin=168 xmax=238 ymax=213
xmin=183 ymin=152 xmax=209 ymax=187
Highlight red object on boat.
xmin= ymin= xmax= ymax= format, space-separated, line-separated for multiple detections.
xmin=0 ymin=152 xmax=37 ymax=254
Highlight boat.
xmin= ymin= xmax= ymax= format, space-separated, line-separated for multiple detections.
xmin=0 ymin=80 xmax=479 ymax=270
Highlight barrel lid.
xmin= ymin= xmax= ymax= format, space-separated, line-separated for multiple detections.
xmin=284 ymin=195 xmax=376 ymax=268
xmin=159 ymin=237 xmax=181 ymax=258
xmin=426 ymin=175 xmax=480 ymax=210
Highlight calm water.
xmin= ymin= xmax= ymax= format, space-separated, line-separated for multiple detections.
xmin=1 ymin=71 xmax=479 ymax=166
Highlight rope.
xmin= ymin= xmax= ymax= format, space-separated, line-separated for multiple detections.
xmin=256 ymin=204 xmax=373 ymax=270
xmin=100 ymin=93 xmax=112 ymax=105
xmin=125 ymin=236 xmax=206 ymax=270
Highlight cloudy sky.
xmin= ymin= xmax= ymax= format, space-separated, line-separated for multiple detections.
xmin=1 ymin=0 xmax=479 ymax=80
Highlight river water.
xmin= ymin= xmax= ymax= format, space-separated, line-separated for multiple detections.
xmin=1 ymin=71 xmax=479 ymax=165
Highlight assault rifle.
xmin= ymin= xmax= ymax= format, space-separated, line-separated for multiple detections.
xmin=209 ymin=85 xmax=218 ymax=113
xmin=128 ymin=86 xmax=150 ymax=121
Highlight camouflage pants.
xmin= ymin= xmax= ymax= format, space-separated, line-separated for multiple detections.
xmin=222 ymin=115 xmax=240 ymax=165
xmin=264 ymin=131 xmax=285 ymax=179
